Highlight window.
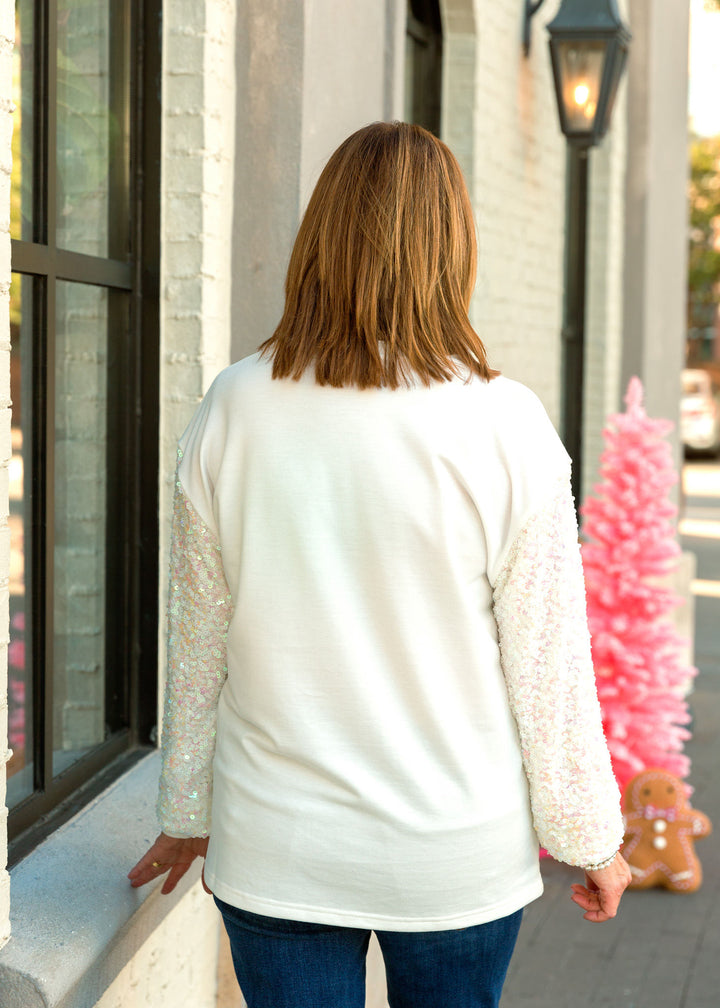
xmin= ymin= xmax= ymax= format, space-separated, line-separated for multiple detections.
xmin=405 ymin=0 xmax=443 ymax=136
xmin=8 ymin=0 xmax=161 ymax=853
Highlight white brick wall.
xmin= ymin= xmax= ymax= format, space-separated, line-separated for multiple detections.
xmin=443 ymin=0 xmax=630 ymax=476
xmin=442 ymin=0 xmax=566 ymax=424
xmin=0 ymin=0 xmax=12 ymax=954
xmin=158 ymin=0 xmax=236 ymax=705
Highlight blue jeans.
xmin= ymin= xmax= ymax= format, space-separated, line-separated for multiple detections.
xmin=215 ymin=896 xmax=522 ymax=1008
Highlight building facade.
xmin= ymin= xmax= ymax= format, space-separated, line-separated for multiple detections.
xmin=0 ymin=1 xmax=689 ymax=1005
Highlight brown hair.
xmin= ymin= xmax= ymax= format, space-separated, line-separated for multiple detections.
xmin=260 ymin=121 xmax=498 ymax=389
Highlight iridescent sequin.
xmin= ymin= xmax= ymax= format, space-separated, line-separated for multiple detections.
xmin=493 ymin=477 xmax=624 ymax=867
xmin=156 ymin=453 xmax=233 ymax=838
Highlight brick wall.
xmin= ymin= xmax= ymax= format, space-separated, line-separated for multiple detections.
xmin=443 ymin=0 xmax=566 ymax=423
xmin=0 ymin=0 xmax=12 ymax=954
xmin=159 ymin=0 xmax=236 ymax=685
xmin=443 ymin=0 xmax=630 ymax=488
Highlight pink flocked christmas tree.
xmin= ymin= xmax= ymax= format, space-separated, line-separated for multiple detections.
xmin=580 ymin=377 xmax=696 ymax=794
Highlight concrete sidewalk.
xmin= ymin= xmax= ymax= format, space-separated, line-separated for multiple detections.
xmin=501 ymin=669 xmax=720 ymax=1008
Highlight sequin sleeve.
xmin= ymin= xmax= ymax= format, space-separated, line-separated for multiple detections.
xmin=156 ymin=460 xmax=232 ymax=838
xmin=492 ymin=478 xmax=624 ymax=867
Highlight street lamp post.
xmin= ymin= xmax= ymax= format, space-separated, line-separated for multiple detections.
xmin=525 ymin=0 xmax=631 ymax=505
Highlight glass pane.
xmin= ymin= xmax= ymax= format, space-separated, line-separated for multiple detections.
xmin=53 ymin=281 xmax=108 ymax=776
xmin=7 ymin=273 xmax=34 ymax=807
xmin=11 ymin=0 xmax=34 ymax=241
xmin=56 ymin=0 xmax=129 ymax=258
xmin=556 ymin=40 xmax=606 ymax=134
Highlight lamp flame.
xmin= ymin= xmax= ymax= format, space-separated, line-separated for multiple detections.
xmin=574 ymin=83 xmax=590 ymax=107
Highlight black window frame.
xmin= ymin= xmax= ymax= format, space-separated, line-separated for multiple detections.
xmin=406 ymin=0 xmax=443 ymax=137
xmin=8 ymin=0 xmax=161 ymax=860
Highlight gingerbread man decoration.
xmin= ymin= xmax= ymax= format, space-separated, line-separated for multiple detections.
xmin=621 ymin=768 xmax=712 ymax=893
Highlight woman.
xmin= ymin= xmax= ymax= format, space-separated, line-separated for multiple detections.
xmin=129 ymin=122 xmax=631 ymax=1007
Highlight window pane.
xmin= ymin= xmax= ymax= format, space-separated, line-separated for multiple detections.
xmin=53 ymin=281 xmax=108 ymax=776
xmin=7 ymin=273 xmax=34 ymax=807
xmin=11 ymin=0 xmax=34 ymax=241
xmin=56 ymin=0 xmax=130 ymax=258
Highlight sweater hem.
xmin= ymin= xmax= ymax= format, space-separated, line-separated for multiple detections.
xmin=204 ymin=874 xmax=544 ymax=932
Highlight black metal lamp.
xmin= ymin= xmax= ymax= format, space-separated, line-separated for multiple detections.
xmin=547 ymin=0 xmax=631 ymax=148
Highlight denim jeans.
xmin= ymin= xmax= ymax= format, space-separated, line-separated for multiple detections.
xmin=214 ymin=896 xmax=522 ymax=1008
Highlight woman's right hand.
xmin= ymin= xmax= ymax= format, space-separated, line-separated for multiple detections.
xmin=570 ymin=852 xmax=632 ymax=922
xmin=128 ymin=832 xmax=211 ymax=895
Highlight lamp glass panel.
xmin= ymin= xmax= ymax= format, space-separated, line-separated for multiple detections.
xmin=556 ymin=40 xmax=607 ymax=134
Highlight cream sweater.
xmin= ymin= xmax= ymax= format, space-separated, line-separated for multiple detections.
xmin=157 ymin=352 xmax=623 ymax=931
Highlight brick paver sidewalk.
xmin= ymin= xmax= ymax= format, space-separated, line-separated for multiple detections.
xmin=502 ymin=671 xmax=720 ymax=1008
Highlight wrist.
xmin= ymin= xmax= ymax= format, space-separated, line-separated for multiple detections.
xmin=583 ymin=851 xmax=618 ymax=872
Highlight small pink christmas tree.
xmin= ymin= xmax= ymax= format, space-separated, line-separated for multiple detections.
xmin=580 ymin=377 xmax=696 ymax=793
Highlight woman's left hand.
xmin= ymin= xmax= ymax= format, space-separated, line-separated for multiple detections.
xmin=128 ymin=832 xmax=211 ymax=895
xmin=570 ymin=852 xmax=632 ymax=922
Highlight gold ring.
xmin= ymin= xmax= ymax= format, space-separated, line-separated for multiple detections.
xmin=152 ymin=861 xmax=162 ymax=868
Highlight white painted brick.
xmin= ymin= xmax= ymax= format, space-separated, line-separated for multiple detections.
xmin=0 ymin=234 xmax=8 ymax=289
xmin=163 ymin=277 xmax=203 ymax=314
xmin=164 ymin=31 xmax=205 ymax=73
xmin=166 ymin=2 xmax=205 ymax=32
xmin=0 ymin=1 xmax=13 ymax=42
xmin=158 ymin=0 xmax=236 ymax=825
xmin=0 ymin=523 xmax=8 ymax=575
xmin=162 ymin=157 xmax=205 ymax=197
xmin=164 ymin=194 xmax=203 ymax=239
xmin=164 ymin=72 xmax=204 ymax=108
xmin=163 ymin=360 xmax=211 ymax=400
xmin=445 ymin=0 xmax=567 ymax=423
xmin=164 ymin=239 xmax=204 ymax=279
xmin=446 ymin=0 xmax=628 ymax=470
xmin=164 ymin=112 xmax=206 ymax=156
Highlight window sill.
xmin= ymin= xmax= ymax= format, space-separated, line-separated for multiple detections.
xmin=0 ymin=752 xmax=203 ymax=1008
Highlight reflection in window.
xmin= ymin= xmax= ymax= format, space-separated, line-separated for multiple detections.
xmin=8 ymin=0 xmax=159 ymax=846
xmin=56 ymin=0 xmax=129 ymax=258
xmin=7 ymin=273 xmax=34 ymax=807
xmin=53 ymin=281 xmax=109 ymax=776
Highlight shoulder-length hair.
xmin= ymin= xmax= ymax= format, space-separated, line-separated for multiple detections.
xmin=260 ymin=121 xmax=498 ymax=389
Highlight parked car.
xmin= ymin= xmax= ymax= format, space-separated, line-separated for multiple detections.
xmin=681 ymin=369 xmax=720 ymax=455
